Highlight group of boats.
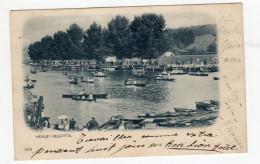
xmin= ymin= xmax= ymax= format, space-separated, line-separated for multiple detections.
xmin=62 ymin=92 xmax=108 ymax=101
xmin=65 ymin=71 xmax=107 ymax=85
xmin=23 ymin=76 xmax=37 ymax=89
xmin=98 ymin=100 xmax=220 ymax=130
xmin=156 ymin=68 xmax=214 ymax=77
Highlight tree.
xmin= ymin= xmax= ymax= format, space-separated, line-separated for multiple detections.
xmin=207 ymin=43 xmax=217 ymax=53
xmin=130 ymin=14 xmax=168 ymax=59
xmin=66 ymin=23 xmax=83 ymax=45
xmin=28 ymin=41 xmax=43 ymax=62
xmin=53 ymin=31 xmax=72 ymax=60
xmin=66 ymin=24 xmax=83 ymax=59
xmin=40 ymin=35 xmax=54 ymax=60
xmin=189 ymin=46 xmax=198 ymax=55
xmin=83 ymin=22 xmax=103 ymax=60
xmin=107 ymin=16 xmax=132 ymax=59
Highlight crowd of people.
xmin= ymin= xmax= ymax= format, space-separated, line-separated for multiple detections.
xmin=56 ymin=116 xmax=99 ymax=131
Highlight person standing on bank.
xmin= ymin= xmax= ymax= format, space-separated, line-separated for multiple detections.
xmin=69 ymin=118 xmax=76 ymax=130
xmin=86 ymin=116 xmax=99 ymax=130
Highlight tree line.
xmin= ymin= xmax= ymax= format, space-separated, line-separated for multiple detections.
xmin=28 ymin=14 xmax=215 ymax=62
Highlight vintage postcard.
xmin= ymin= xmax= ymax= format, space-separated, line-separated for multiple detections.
xmin=10 ymin=3 xmax=246 ymax=160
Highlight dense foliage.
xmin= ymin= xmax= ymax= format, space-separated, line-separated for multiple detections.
xmin=28 ymin=14 xmax=216 ymax=62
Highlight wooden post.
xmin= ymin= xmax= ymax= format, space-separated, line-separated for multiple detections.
xmin=36 ymin=96 xmax=43 ymax=129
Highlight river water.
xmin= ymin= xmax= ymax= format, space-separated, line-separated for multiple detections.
xmin=25 ymin=66 xmax=219 ymax=127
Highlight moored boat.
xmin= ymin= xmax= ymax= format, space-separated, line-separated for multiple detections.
xmin=155 ymin=74 xmax=175 ymax=81
xmin=138 ymin=111 xmax=178 ymax=118
xmin=157 ymin=120 xmax=193 ymax=128
xmin=174 ymin=108 xmax=197 ymax=113
xmin=161 ymin=69 xmax=169 ymax=75
xmin=196 ymin=100 xmax=219 ymax=110
xmin=169 ymin=69 xmax=188 ymax=75
xmin=124 ymin=78 xmax=146 ymax=87
xmin=189 ymin=72 xmax=208 ymax=76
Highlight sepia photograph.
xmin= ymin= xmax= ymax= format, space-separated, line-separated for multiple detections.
xmin=22 ymin=9 xmax=219 ymax=132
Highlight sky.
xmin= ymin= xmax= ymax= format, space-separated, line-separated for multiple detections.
xmin=22 ymin=7 xmax=215 ymax=47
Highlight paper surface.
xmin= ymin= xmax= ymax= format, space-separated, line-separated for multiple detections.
xmin=10 ymin=3 xmax=246 ymax=160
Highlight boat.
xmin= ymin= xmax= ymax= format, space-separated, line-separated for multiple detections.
xmin=169 ymin=69 xmax=188 ymax=75
xmin=30 ymin=69 xmax=37 ymax=74
xmin=24 ymin=76 xmax=37 ymax=83
xmin=161 ymin=69 xmax=169 ymax=75
xmin=80 ymin=76 xmax=87 ymax=82
xmin=123 ymin=118 xmax=144 ymax=124
xmin=155 ymin=74 xmax=175 ymax=81
xmin=87 ymin=78 xmax=94 ymax=83
xmin=99 ymin=115 xmax=124 ymax=130
xmin=158 ymin=119 xmax=193 ymax=128
xmin=40 ymin=68 xmax=47 ymax=72
xmin=68 ymin=78 xmax=78 ymax=84
xmin=189 ymin=72 xmax=208 ymax=76
xmin=196 ymin=100 xmax=219 ymax=110
xmin=132 ymin=68 xmax=146 ymax=77
xmin=213 ymin=77 xmax=219 ymax=80
xmin=124 ymin=78 xmax=146 ymax=87
xmin=174 ymin=108 xmax=197 ymax=113
xmin=137 ymin=111 xmax=179 ymax=118
xmin=157 ymin=120 xmax=178 ymax=127
xmin=72 ymin=95 xmax=94 ymax=101
xmin=24 ymin=76 xmax=31 ymax=82
xmin=80 ymin=76 xmax=94 ymax=83
xmin=23 ymin=82 xmax=34 ymax=89
xmin=92 ymin=72 xmax=106 ymax=77
xmin=62 ymin=93 xmax=108 ymax=99
xmin=142 ymin=123 xmax=159 ymax=130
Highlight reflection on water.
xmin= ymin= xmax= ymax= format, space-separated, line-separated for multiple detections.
xmin=24 ymin=66 xmax=219 ymax=127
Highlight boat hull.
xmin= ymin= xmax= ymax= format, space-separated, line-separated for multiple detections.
xmin=72 ymin=96 xmax=94 ymax=101
xmin=62 ymin=93 xmax=108 ymax=99
xmin=189 ymin=73 xmax=208 ymax=76
xmin=155 ymin=78 xmax=175 ymax=81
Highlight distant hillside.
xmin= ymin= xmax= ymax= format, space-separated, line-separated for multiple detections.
xmin=186 ymin=24 xmax=216 ymax=36
xmin=187 ymin=34 xmax=216 ymax=52
xmin=167 ymin=24 xmax=217 ymax=54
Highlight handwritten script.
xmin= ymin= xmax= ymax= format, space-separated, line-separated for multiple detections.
xmin=31 ymin=131 xmax=237 ymax=158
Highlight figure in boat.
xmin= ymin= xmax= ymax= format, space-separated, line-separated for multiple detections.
xmin=86 ymin=116 xmax=99 ymax=131
xmin=92 ymin=72 xmax=106 ymax=77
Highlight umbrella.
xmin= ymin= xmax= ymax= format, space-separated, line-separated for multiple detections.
xmin=58 ymin=115 xmax=68 ymax=119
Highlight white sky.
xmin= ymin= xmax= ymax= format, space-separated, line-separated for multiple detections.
xmin=22 ymin=8 xmax=215 ymax=47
